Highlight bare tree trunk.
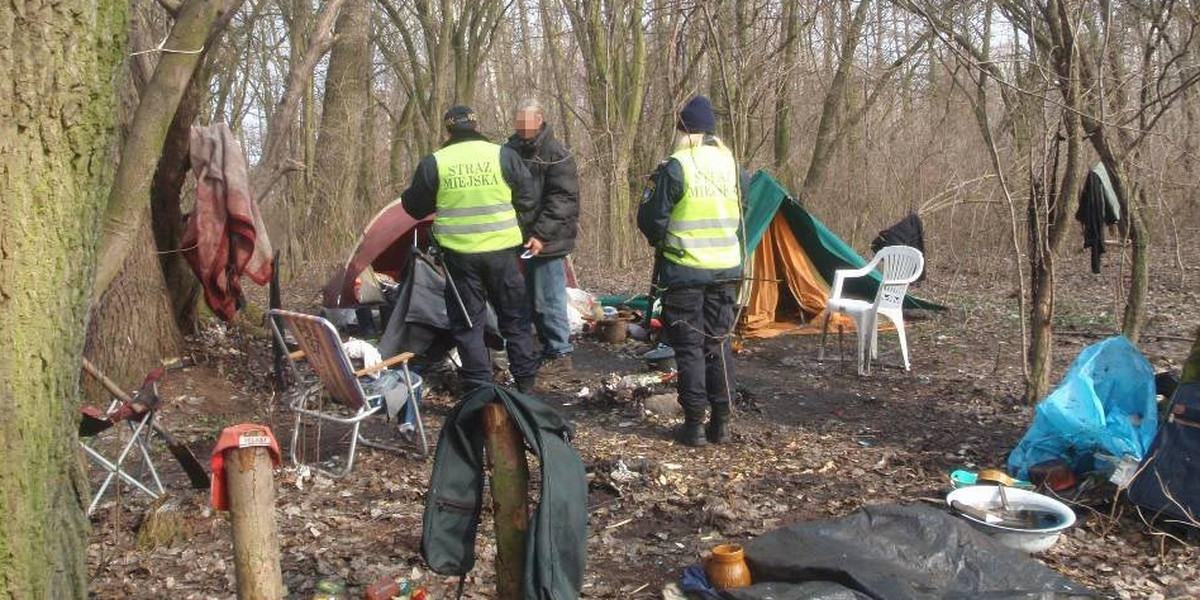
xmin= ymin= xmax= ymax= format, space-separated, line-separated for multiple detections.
xmin=562 ymin=0 xmax=647 ymax=267
xmin=1027 ymin=24 xmax=1084 ymax=402
xmin=152 ymin=59 xmax=210 ymax=333
xmin=798 ymin=1 xmax=928 ymax=206
xmin=378 ymin=0 xmax=510 ymax=154
xmin=1121 ymin=189 xmax=1150 ymax=342
xmin=0 ymin=0 xmax=126 ymax=596
xmin=540 ymin=1 xmax=575 ymax=149
xmin=248 ymin=0 xmax=346 ymax=198
xmin=92 ymin=0 xmax=225 ymax=299
xmin=302 ymin=0 xmax=372 ymax=261
xmin=87 ymin=0 xmax=228 ymax=390
xmin=798 ymin=1 xmax=868 ymax=204
xmin=773 ymin=1 xmax=800 ymax=189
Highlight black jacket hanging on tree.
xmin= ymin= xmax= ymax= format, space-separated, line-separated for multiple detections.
xmin=1075 ymin=169 xmax=1120 ymax=274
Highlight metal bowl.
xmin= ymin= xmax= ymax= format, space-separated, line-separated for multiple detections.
xmin=946 ymin=485 xmax=1076 ymax=553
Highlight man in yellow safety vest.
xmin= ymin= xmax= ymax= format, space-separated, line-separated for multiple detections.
xmin=401 ymin=106 xmax=541 ymax=393
xmin=637 ymin=95 xmax=746 ymax=446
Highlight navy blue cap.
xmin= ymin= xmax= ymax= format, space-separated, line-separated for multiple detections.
xmin=676 ymin=96 xmax=717 ymax=134
xmin=443 ymin=105 xmax=478 ymax=132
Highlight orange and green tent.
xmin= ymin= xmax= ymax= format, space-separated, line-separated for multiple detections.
xmin=740 ymin=170 xmax=945 ymax=338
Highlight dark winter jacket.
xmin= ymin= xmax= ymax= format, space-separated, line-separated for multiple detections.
xmin=505 ymin=124 xmax=580 ymax=257
xmin=1075 ymin=165 xmax=1120 ymax=274
xmin=400 ymin=130 xmax=538 ymax=237
xmin=637 ymin=136 xmax=749 ymax=290
xmin=871 ymin=212 xmax=927 ymax=282
xmin=422 ymin=384 xmax=587 ymax=600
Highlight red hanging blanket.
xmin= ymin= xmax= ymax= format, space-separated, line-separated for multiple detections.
xmin=183 ymin=124 xmax=273 ymax=321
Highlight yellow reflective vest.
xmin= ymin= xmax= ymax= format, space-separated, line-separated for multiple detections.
xmin=663 ymin=145 xmax=741 ymax=269
xmin=433 ymin=140 xmax=522 ymax=253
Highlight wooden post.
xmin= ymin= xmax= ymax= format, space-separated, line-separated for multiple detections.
xmin=226 ymin=443 xmax=285 ymax=600
xmin=482 ymin=403 xmax=529 ymax=600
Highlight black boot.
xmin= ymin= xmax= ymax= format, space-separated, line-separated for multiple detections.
xmin=515 ymin=376 xmax=538 ymax=394
xmin=676 ymin=408 xmax=708 ymax=447
xmin=706 ymin=403 xmax=731 ymax=444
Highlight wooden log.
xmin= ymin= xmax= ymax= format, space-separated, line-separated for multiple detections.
xmin=226 ymin=444 xmax=285 ymax=600
xmin=482 ymin=403 xmax=529 ymax=600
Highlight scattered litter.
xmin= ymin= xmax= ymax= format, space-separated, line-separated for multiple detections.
xmin=606 ymin=518 xmax=634 ymax=530
xmin=294 ymin=465 xmax=313 ymax=490
xmin=616 ymin=371 xmax=675 ymax=390
xmin=610 ymin=460 xmax=639 ymax=483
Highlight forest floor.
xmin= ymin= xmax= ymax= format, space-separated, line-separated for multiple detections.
xmin=85 ymin=245 xmax=1200 ymax=600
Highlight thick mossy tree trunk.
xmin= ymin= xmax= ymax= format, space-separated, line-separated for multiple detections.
xmin=0 ymin=0 xmax=127 ymax=597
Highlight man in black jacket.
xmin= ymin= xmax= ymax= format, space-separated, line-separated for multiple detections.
xmin=505 ymin=99 xmax=581 ymax=375
xmin=400 ymin=106 xmax=541 ymax=393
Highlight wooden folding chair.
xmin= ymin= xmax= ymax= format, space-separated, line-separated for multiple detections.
xmin=269 ymin=309 xmax=427 ymax=477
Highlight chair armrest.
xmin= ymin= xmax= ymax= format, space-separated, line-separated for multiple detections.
xmin=834 ymin=263 xmax=877 ymax=280
xmin=830 ymin=259 xmax=881 ymax=300
xmin=355 ymin=352 xmax=414 ymax=377
xmin=287 ymin=350 xmax=415 ymax=378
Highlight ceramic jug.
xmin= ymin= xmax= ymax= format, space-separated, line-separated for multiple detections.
xmin=704 ymin=543 xmax=752 ymax=589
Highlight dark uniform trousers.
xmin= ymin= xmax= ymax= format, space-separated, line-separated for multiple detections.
xmin=660 ymin=281 xmax=738 ymax=416
xmin=443 ymin=247 xmax=539 ymax=385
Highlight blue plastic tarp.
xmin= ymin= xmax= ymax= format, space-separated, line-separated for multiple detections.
xmin=1008 ymin=335 xmax=1158 ymax=480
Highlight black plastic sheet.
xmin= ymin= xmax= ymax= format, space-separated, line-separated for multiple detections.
xmin=729 ymin=504 xmax=1093 ymax=600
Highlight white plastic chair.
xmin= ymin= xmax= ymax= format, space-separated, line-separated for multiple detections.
xmin=818 ymin=246 xmax=925 ymax=374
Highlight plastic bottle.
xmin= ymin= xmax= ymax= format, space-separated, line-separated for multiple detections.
xmin=311 ymin=578 xmax=348 ymax=600
xmin=364 ymin=575 xmax=428 ymax=600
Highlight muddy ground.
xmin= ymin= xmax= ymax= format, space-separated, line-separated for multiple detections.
xmin=86 ymin=247 xmax=1199 ymax=599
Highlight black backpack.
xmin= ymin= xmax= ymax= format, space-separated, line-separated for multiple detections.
xmin=1128 ymin=382 xmax=1200 ymax=525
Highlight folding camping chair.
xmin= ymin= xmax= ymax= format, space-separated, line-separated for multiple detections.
xmin=269 ymin=309 xmax=427 ymax=477
xmin=78 ymin=371 xmax=165 ymax=516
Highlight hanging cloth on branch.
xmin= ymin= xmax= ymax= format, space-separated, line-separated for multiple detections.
xmin=182 ymin=123 xmax=273 ymax=321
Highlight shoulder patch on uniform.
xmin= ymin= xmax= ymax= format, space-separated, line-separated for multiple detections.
xmin=641 ymin=178 xmax=656 ymax=204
